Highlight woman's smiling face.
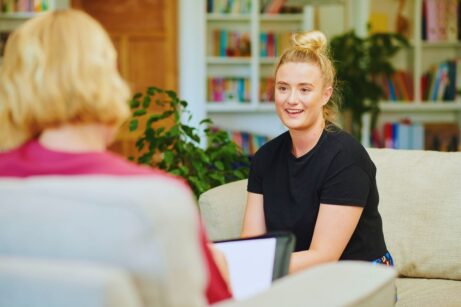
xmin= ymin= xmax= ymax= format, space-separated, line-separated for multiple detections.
xmin=274 ymin=62 xmax=332 ymax=133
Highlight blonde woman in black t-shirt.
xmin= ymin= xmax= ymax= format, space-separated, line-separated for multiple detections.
xmin=241 ymin=31 xmax=393 ymax=273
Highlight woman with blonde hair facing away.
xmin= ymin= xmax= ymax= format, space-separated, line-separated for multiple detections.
xmin=241 ymin=31 xmax=393 ymax=273
xmin=0 ymin=9 xmax=231 ymax=304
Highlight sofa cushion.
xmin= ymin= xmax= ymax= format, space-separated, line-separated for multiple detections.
xmin=368 ymin=149 xmax=461 ymax=281
xmin=395 ymin=277 xmax=461 ymax=307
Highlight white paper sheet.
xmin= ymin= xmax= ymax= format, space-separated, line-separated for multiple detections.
xmin=214 ymin=238 xmax=276 ymax=300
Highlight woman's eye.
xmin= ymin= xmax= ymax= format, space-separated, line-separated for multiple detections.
xmin=277 ymin=86 xmax=287 ymax=92
xmin=300 ymin=88 xmax=310 ymax=93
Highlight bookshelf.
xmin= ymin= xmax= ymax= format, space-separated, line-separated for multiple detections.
xmin=0 ymin=0 xmax=69 ymax=63
xmin=179 ymin=0 xmax=351 ymax=142
xmin=180 ymin=0 xmax=461 ymax=151
xmin=366 ymin=0 xmax=461 ymax=150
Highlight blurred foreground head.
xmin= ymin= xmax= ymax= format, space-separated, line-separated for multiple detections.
xmin=0 ymin=9 xmax=130 ymax=151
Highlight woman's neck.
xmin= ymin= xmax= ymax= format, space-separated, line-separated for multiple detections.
xmin=39 ymin=123 xmax=114 ymax=153
xmin=289 ymin=122 xmax=325 ymax=158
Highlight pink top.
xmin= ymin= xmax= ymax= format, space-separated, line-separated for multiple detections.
xmin=0 ymin=139 xmax=232 ymax=304
xmin=0 ymin=139 xmax=161 ymax=177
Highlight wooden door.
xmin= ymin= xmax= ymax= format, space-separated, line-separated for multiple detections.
xmin=71 ymin=0 xmax=177 ymax=157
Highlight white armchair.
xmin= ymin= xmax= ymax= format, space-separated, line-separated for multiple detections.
xmin=0 ymin=176 xmax=206 ymax=307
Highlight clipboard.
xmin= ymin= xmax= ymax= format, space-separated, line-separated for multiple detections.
xmin=214 ymin=231 xmax=295 ymax=300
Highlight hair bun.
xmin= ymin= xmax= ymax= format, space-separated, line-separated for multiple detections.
xmin=291 ymin=30 xmax=328 ymax=54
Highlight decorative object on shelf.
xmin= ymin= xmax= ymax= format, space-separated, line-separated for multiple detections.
xmin=424 ymin=122 xmax=460 ymax=151
xmin=330 ymin=30 xmax=409 ymax=140
xmin=128 ymin=86 xmax=250 ymax=198
xmin=0 ymin=31 xmax=10 ymax=56
xmin=396 ymin=0 xmax=410 ymax=38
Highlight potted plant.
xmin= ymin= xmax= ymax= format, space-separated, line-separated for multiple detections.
xmin=128 ymin=86 xmax=250 ymax=198
xmin=329 ymin=30 xmax=409 ymax=140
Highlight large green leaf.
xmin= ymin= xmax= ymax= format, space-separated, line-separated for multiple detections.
xmin=129 ymin=119 xmax=138 ymax=132
xmin=127 ymin=87 xmax=250 ymax=199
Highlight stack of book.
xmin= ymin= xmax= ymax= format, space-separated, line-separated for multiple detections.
xmin=260 ymin=32 xmax=291 ymax=58
xmin=212 ymin=30 xmax=251 ymax=57
xmin=260 ymin=0 xmax=302 ymax=14
xmin=208 ymin=77 xmax=251 ymax=103
xmin=421 ymin=59 xmax=458 ymax=102
xmin=1 ymin=0 xmax=51 ymax=13
xmin=375 ymin=121 xmax=460 ymax=151
xmin=378 ymin=122 xmax=425 ymax=150
xmin=206 ymin=0 xmax=252 ymax=14
xmin=377 ymin=71 xmax=414 ymax=102
xmin=422 ymin=0 xmax=459 ymax=42
xmin=229 ymin=130 xmax=270 ymax=156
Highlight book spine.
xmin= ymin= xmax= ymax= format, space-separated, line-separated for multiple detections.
xmin=446 ymin=0 xmax=458 ymax=42
xmin=425 ymin=0 xmax=439 ymax=42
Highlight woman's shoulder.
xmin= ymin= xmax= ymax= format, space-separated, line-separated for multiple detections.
xmin=325 ymin=128 xmax=366 ymax=153
xmin=324 ymin=128 xmax=375 ymax=169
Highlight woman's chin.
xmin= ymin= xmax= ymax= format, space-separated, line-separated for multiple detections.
xmin=281 ymin=117 xmax=305 ymax=130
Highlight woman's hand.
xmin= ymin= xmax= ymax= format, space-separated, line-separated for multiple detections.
xmin=208 ymin=243 xmax=232 ymax=293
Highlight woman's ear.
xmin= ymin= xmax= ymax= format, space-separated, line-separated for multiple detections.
xmin=322 ymin=86 xmax=333 ymax=105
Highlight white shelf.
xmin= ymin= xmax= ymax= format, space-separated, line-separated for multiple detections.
xmin=0 ymin=12 xmax=46 ymax=19
xmin=421 ymin=41 xmax=461 ymax=48
xmin=260 ymin=57 xmax=277 ymax=65
xmin=380 ymin=101 xmax=461 ymax=112
xmin=207 ymin=56 xmax=252 ymax=65
xmin=0 ymin=12 xmax=40 ymax=30
xmin=207 ymin=102 xmax=275 ymax=113
xmin=260 ymin=14 xmax=303 ymax=22
xmin=207 ymin=14 xmax=251 ymax=21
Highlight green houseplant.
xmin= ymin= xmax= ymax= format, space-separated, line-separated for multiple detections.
xmin=128 ymin=86 xmax=250 ymax=198
xmin=329 ymin=30 xmax=409 ymax=140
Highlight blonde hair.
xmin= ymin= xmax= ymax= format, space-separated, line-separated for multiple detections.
xmin=0 ymin=9 xmax=130 ymax=151
xmin=275 ymin=30 xmax=340 ymax=126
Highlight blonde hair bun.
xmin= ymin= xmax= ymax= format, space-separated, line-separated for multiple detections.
xmin=291 ymin=31 xmax=328 ymax=54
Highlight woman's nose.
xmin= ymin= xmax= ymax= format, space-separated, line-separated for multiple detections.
xmin=287 ymin=89 xmax=298 ymax=103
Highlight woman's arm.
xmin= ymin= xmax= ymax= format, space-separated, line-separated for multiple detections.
xmin=241 ymin=192 xmax=266 ymax=237
xmin=289 ymin=203 xmax=363 ymax=273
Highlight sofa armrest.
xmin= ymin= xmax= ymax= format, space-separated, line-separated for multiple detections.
xmin=217 ymin=261 xmax=396 ymax=307
xmin=0 ymin=256 xmax=142 ymax=307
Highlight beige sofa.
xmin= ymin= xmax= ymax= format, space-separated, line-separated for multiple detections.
xmin=0 ymin=176 xmax=395 ymax=306
xmin=199 ymin=149 xmax=461 ymax=307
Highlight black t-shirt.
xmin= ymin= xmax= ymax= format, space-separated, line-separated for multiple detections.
xmin=247 ymin=128 xmax=387 ymax=260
